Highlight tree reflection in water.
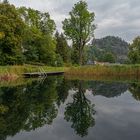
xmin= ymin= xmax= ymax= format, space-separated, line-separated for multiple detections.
xmin=1 ymin=77 xmax=139 ymax=140
xmin=64 ymin=81 xmax=95 ymax=137
xmin=0 ymin=76 xmax=62 ymax=140
xmin=129 ymin=83 xmax=140 ymax=101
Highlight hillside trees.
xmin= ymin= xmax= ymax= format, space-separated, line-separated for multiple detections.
xmin=0 ymin=1 xmax=60 ymax=66
xmin=0 ymin=1 xmax=70 ymax=66
xmin=0 ymin=2 xmax=25 ymax=65
xmin=62 ymin=0 xmax=96 ymax=65
xmin=18 ymin=7 xmax=57 ymax=65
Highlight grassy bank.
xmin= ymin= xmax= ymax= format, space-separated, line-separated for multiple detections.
xmin=66 ymin=65 xmax=140 ymax=79
xmin=0 ymin=65 xmax=67 ymax=77
xmin=1 ymin=64 xmax=140 ymax=85
xmin=1 ymin=64 xmax=140 ymax=80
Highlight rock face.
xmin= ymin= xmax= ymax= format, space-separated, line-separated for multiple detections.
xmin=90 ymin=36 xmax=129 ymax=63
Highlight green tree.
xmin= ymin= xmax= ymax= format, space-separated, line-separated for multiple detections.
xmin=39 ymin=34 xmax=56 ymax=65
xmin=103 ymin=52 xmax=115 ymax=63
xmin=62 ymin=0 xmax=96 ymax=65
xmin=18 ymin=7 xmax=56 ymax=65
xmin=71 ymin=46 xmax=79 ymax=64
xmin=128 ymin=36 xmax=140 ymax=64
xmin=0 ymin=3 xmax=25 ymax=65
xmin=55 ymin=31 xmax=70 ymax=64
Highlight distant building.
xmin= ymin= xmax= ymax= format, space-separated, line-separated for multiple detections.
xmin=94 ymin=61 xmax=122 ymax=66
xmin=87 ymin=60 xmax=94 ymax=65
xmin=94 ymin=61 xmax=110 ymax=66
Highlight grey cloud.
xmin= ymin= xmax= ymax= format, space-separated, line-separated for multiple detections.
xmin=9 ymin=0 xmax=140 ymax=42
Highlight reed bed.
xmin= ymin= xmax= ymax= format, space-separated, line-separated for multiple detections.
xmin=0 ymin=65 xmax=67 ymax=76
xmin=66 ymin=65 xmax=140 ymax=78
xmin=0 ymin=65 xmax=67 ymax=83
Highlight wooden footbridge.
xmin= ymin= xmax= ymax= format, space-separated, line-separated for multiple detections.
xmin=23 ymin=71 xmax=64 ymax=78
xmin=23 ymin=67 xmax=64 ymax=78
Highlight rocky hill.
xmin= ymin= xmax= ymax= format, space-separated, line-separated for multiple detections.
xmin=88 ymin=36 xmax=129 ymax=63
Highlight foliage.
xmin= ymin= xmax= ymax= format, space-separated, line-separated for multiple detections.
xmin=128 ymin=36 xmax=140 ymax=64
xmin=0 ymin=2 xmax=58 ymax=66
xmin=0 ymin=32 xmax=5 ymax=39
xmin=55 ymin=54 xmax=64 ymax=67
xmin=63 ymin=0 xmax=96 ymax=65
xmin=55 ymin=31 xmax=71 ymax=64
xmin=0 ymin=3 xmax=25 ymax=65
xmin=102 ymin=52 xmax=115 ymax=63
xmin=18 ymin=7 xmax=56 ymax=65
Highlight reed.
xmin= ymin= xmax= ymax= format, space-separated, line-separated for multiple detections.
xmin=66 ymin=65 xmax=140 ymax=78
xmin=0 ymin=65 xmax=67 ymax=80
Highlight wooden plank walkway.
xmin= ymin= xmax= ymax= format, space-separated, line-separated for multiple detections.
xmin=23 ymin=71 xmax=64 ymax=78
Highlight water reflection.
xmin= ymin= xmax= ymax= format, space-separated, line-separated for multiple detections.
xmin=0 ymin=76 xmax=62 ymax=140
xmin=77 ymin=81 xmax=127 ymax=97
xmin=0 ymin=76 xmax=140 ymax=140
xmin=64 ymin=81 xmax=95 ymax=137
xmin=56 ymin=78 xmax=71 ymax=107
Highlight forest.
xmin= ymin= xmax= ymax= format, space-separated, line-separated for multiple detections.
xmin=0 ymin=0 xmax=70 ymax=66
xmin=0 ymin=0 xmax=140 ymax=67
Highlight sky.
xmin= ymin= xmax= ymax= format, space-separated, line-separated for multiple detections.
xmin=8 ymin=0 xmax=140 ymax=42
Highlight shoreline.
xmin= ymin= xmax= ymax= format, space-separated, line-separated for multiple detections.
xmin=66 ymin=65 xmax=140 ymax=77
xmin=1 ymin=65 xmax=140 ymax=82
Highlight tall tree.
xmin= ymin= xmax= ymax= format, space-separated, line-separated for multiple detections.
xmin=62 ymin=0 xmax=96 ymax=65
xmin=18 ymin=7 xmax=56 ymax=65
xmin=0 ymin=2 xmax=25 ymax=65
xmin=128 ymin=36 xmax=140 ymax=64
xmin=55 ymin=31 xmax=70 ymax=63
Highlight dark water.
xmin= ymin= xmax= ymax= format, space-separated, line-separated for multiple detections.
xmin=0 ymin=76 xmax=140 ymax=140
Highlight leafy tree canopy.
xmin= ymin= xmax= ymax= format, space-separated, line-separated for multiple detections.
xmin=0 ymin=2 xmax=25 ymax=65
xmin=128 ymin=36 xmax=140 ymax=64
xmin=62 ymin=0 xmax=96 ymax=65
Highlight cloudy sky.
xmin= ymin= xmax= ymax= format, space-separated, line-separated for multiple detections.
xmin=9 ymin=0 xmax=140 ymax=42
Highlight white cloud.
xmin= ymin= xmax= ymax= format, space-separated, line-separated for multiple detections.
xmin=8 ymin=0 xmax=140 ymax=42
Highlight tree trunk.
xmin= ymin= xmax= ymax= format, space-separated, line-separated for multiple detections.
xmin=79 ymin=48 xmax=83 ymax=65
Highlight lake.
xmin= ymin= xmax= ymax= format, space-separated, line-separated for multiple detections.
xmin=0 ymin=76 xmax=140 ymax=140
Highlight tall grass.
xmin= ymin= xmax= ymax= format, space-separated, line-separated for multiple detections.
xmin=0 ymin=65 xmax=67 ymax=76
xmin=66 ymin=65 xmax=140 ymax=78
xmin=1 ymin=64 xmax=140 ymax=81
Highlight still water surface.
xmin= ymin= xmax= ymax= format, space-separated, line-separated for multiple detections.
xmin=0 ymin=76 xmax=140 ymax=140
